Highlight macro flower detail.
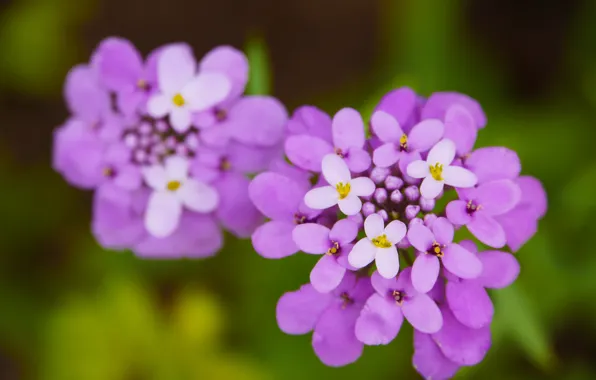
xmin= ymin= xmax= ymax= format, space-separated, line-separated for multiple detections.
xmin=304 ymin=154 xmax=375 ymax=215
xmin=348 ymin=213 xmax=406 ymax=279
xmin=407 ymin=138 xmax=477 ymax=199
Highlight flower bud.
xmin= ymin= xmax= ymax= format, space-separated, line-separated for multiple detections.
xmin=405 ymin=186 xmax=420 ymax=202
xmin=390 ymin=190 xmax=403 ymax=204
xmin=419 ymin=197 xmax=435 ymax=212
xmin=377 ymin=209 xmax=389 ymax=221
xmin=374 ymin=188 xmax=388 ymax=204
xmin=370 ymin=167 xmax=390 ymax=184
xmin=405 ymin=205 xmax=420 ymax=220
xmin=424 ymin=213 xmax=438 ymax=227
xmin=362 ymin=202 xmax=376 ymax=217
xmin=384 ymin=175 xmax=403 ymax=190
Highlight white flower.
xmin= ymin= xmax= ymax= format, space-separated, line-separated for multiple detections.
xmin=142 ymin=155 xmax=218 ymax=237
xmin=304 ymin=154 xmax=375 ymax=215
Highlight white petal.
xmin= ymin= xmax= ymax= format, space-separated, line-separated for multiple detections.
xmin=164 ymin=155 xmax=189 ymax=180
xmin=147 ymin=94 xmax=171 ymax=118
xmin=348 ymin=238 xmax=377 ymax=268
xmin=420 ymin=176 xmax=444 ymax=199
xmin=169 ymin=107 xmax=192 ymax=133
xmin=375 ymin=246 xmax=400 ymax=279
xmin=427 ymin=138 xmax=456 ymax=166
xmin=158 ymin=45 xmax=196 ymax=94
xmin=304 ymin=186 xmax=339 ymax=210
xmin=384 ymin=220 xmax=407 ymax=244
xmin=183 ymin=72 xmax=231 ymax=111
xmin=364 ymin=213 xmax=385 ymax=239
xmin=349 ymin=176 xmax=375 ymax=196
xmin=179 ymin=179 xmax=219 ymax=213
xmin=338 ymin=194 xmax=362 ymax=215
xmin=443 ymin=166 xmax=478 ymax=188
xmin=142 ymin=165 xmax=168 ymax=190
xmin=321 ymin=153 xmax=351 ymax=186
xmin=145 ymin=191 xmax=182 ymax=237
xmin=406 ymin=160 xmax=430 ymax=179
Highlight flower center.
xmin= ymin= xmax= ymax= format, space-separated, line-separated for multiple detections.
xmin=294 ymin=213 xmax=307 ymax=224
xmin=428 ymin=242 xmax=444 ymax=257
xmin=392 ymin=290 xmax=405 ymax=306
xmin=326 ymin=241 xmax=340 ymax=255
xmin=102 ymin=166 xmax=115 ymax=177
xmin=219 ymin=158 xmax=231 ymax=171
xmin=334 ymin=147 xmax=344 ymax=158
xmin=399 ymin=134 xmax=408 ymax=151
xmin=372 ymin=234 xmax=392 ymax=248
xmin=215 ymin=108 xmax=227 ymax=121
xmin=172 ymin=93 xmax=186 ymax=107
xmin=466 ymin=200 xmax=481 ymax=214
xmin=137 ymin=79 xmax=149 ymax=90
xmin=340 ymin=292 xmax=353 ymax=309
xmin=336 ymin=182 xmax=351 ymax=199
xmin=166 ymin=180 xmax=181 ymax=191
xmin=429 ymin=163 xmax=444 ymax=181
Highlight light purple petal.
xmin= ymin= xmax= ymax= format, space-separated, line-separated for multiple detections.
xmin=344 ymin=147 xmax=371 ymax=173
xmin=227 ymin=96 xmax=288 ymax=146
xmin=421 ymin=91 xmax=487 ymax=128
xmin=421 ymin=177 xmax=444 ymax=200
xmin=226 ymin=140 xmax=284 ymax=174
xmin=384 ymin=220 xmax=407 ymax=245
xmin=465 ymin=147 xmax=521 ymax=184
xmin=313 ymin=305 xmax=363 ymax=367
xmin=248 ymin=172 xmax=306 ymax=220
xmin=413 ymin=331 xmax=460 ymax=380
xmin=293 ymin=223 xmax=331 ymax=254
xmin=446 ymin=200 xmax=473 ymax=225
xmin=402 ymin=293 xmax=443 ymax=333
xmin=285 ymin=135 xmax=334 ymax=171
xmin=408 ymin=119 xmax=444 ymax=152
xmin=517 ymin=175 xmax=548 ymax=218
xmin=332 ymin=107 xmax=365 ymax=149
xmin=338 ymin=194 xmax=363 ymax=215
xmin=213 ymin=173 xmax=263 ymax=237
xmin=304 ymin=186 xmax=339 ymax=210
xmin=447 ymin=280 xmax=493 ymax=329
xmin=287 ymin=106 xmax=333 ymax=142
xmin=251 ymin=220 xmax=298 ymax=259
xmin=406 ymin=159 xmax=429 ymax=179
xmin=311 ymin=255 xmax=347 ymax=293
xmin=157 ymin=45 xmax=196 ymax=94
xmin=371 ymin=111 xmax=403 ymax=142
xmin=494 ymin=206 xmax=538 ymax=252
xmin=348 ymin=238 xmax=377 ymax=269
xmin=373 ymin=87 xmax=418 ymax=131
xmin=373 ymin=143 xmax=400 ymax=168
xmin=370 ymin=270 xmax=398 ymax=296
xmin=442 ymin=243 xmax=483 ymax=279
xmin=144 ymin=191 xmax=182 ymax=237
xmin=364 ymin=213 xmax=385 ymax=238
xmin=322 ymin=153 xmax=351 ymax=186
xmin=64 ymin=65 xmax=109 ymax=123
xmin=476 ymin=179 xmax=522 ymax=216
xmin=350 ymin=176 xmax=375 ymax=196
xmin=444 ymin=105 xmax=477 ymax=155
xmin=468 ymin=213 xmax=507 ymax=248
xmin=407 ymin=223 xmax=434 ymax=252
xmin=427 ymin=139 xmax=456 ymax=166
xmin=355 ymin=294 xmax=403 ymax=345
xmin=147 ymin=93 xmax=170 ymax=118
xmin=442 ymin=166 xmax=477 ymax=188
xmin=412 ymin=254 xmax=440 ymax=293
xmin=459 ymin=240 xmax=478 ymax=253
xmin=183 ymin=72 xmax=231 ymax=111
xmin=477 ymin=250 xmax=520 ymax=289
xmin=95 ymin=37 xmax=143 ymax=91
xmin=179 ymin=180 xmax=219 ymax=213
xmin=329 ymin=218 xmax=359 ymax=244
xmin=399 ymin=151 xmax=422 ymax=183
xmin=432 ymin=217 xmax=454 ymax=245
xmin=199 ymin=45 xmax=248 ymax=101
xmin=432 ymin=305 xmax=491 ymax=365
xmin=375 ymin=246 xmax=400 ymax=279
xmin=276 ymin=284 xmax=332 ymax=335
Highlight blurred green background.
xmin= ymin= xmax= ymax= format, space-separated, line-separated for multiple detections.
xmin=0 ymin=0 xmax=595 ymax=378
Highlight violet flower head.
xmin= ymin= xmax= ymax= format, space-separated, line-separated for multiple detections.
xmin=53 ymin=37 xmax=288 ymax=258
xmin=251 ymin=86 xmax=546 ymax=377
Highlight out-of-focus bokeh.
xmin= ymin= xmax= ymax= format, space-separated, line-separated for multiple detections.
xmin=0 ymin=0 xmax=594 ymax=378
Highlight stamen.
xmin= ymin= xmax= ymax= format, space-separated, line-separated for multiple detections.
xmin=428 ymin=242 xmax=444 ymax=257
xmin=340 ymin=292 xmax=353 ymax=309
xmin=326 ymin=241 xmax=340 ymax=255
xmin=334 ymin=147 xmax=344 ymax=158
xmin=399 ymin=134 xmax=408 ymax=151
xmin=392 ymin=290 xmax=405 ymax=306
xmin=172 ymin=93 xmax=185 ymax=107
xmin=372 ymin=234 xmax=392 ymax=248
xmin=429 ymin=163 xmax=443 ymax=181
xmin=220 ymin=158 xmax=231 ymax=171
xmin=137 ymin=79 xmax=149 ymax=90
xmin=466 ymin=200 xmax=481 ymax=214
xmin=167 ymin=180 xmax=181 ymax=191
xmin=294 ymin=213 xmax=307 ymax=224
xmin=336 ymin=182 xmax=351 ymax=199
xmin=215 ymin=109 xmax=227 ymax=121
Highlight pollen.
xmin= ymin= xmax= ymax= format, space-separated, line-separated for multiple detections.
xmin=399 ymin=134 xmax=408 ymax=150
xmin=336 ymin=182 xmax=351 ymax=199
xmin=326 ymin=241 xmax=340 ymax=255
xmin=340 ymin=292 xmax=353 ymax=309
xmin=429 ymin=242 xmax=444 ymax=257
xmin=102 ymin=166 xmax=114 ymax=177
xmin=334 ymin=147 xmax=344 ymax=158
xmin=172 ymin=93 xmax=186 ymax=107
xmin=372 ymin=234 xmax=392 ymax=248
xmin=429 ymin=163 xmax=444 ymax=181
xmin=220 ymin=158 xmax=231 ymax=171
xmin=166 ymin=180 xmax=181 ymax=191
xmin=392 ymin=290 xmax=405 ymax=305
xmin=137 ymin=79 xmax=148 ymax=90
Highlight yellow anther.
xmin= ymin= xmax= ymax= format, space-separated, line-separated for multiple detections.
xmin=399 ymin=134 xmax=408 ymax=150
xmin=172 ymin=93 xmax=185 ymax=107
xmin=166 ymin=180 xmax=181 ymax=191
xmin=336 ymin=182 xmax=351 ymax=199
xmin=429 ymin=163 xmax=444 ymax=181
xmin=372 ymin=234 xmax=392 ymax=248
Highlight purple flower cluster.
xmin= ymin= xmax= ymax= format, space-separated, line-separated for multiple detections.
xmin=249 ymin=88 xmax=547 ymax=377
xmin=53 ymin=38 xmax=288 ymax=258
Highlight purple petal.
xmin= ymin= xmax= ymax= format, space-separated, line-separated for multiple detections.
xmin=421 ymin=92 xmax=487 ymax=128
xmin=407 ymin=223 xmax=435 ymax=252
xmin=371 ymin=270 xmax=399 ymax=297
xmin=446 ymin=280 xmax=493 ymax=329
xmin=446 ymin=200 xmax=473 ymax=225
xmin=373 ymin=143 xmax=400 ymax=168
xmin=517 ymin=176 xmax=548 ymax=219
xmin=311 ymin=255 xmax=347 ymax=293
xmin=432 ymin=217 xmax=454 ymax=245
xmin=370 ymin=111 xmax=403 ymax=142
xmin=226 ymin=95 xmax=288 ymax=146
xmin=287 ymin=106 xmax=333 ymax=142
xmin=329 ymin=218 xmax=359 ymax=245
xmin=355 ymin=294 xmax=403 ymax=345
xmin=413 ymin=331 xmax=460 ymax=380
xmin=402 ymin=293 xmax=443 ymax=333
xmin=477 ymin=250 xmax=520 ymax=289
xmin=408 ymin=119 xmax=444 ymax=152
xmin=344 ymin=147 xmax=371 ymax=173
xmin=398 ymin=150 xmax=422 ymax=183
xmin=332 ymin=107 xmax=365 ymax=149
xmin=468 ymin=213 xmax=507 ymax=248
xmin=443 ymin=105 xmax=478 ymax=155
xmin=214 ymin=172 xmax=263 ymax=238
xmin=226 ymin=140 xmax=283 ymax=174
xmin=313 ymin=305 xmax=363 ymax=367
xmin=251 ymin=220 xmax=298 ymax=259
xmin=135 ymin=213 xmax=223 ymax=258
xmin=285 ymin=135 xmax=334 ymax=171
xmin=64 ymin=65 xmax=109 ymax=123
xmin=459 ymin=240 xmax=478 ymax=253
xmin=465 ymin=147 xmax=521 ymax=184
xmin=373 ymin=87 xmax=418 ymax=132
xmin=94 ymin=37 xmax=143 ymax=91
xmin=199 ymin=45 xmax=248 ymax=101
xmin=494 ymin=206 xmax=538 ymax=252
xmin=276 ymin=284 xmax=333 ymax=334
xmin=412 ymin=254 xmax=440 ymax=293
xmin=442 ymin=243 xmax=483 ymax=279
xmin=248 ymin=172 xmax=306 ymax=220
xmin=292 ymin=223 xmax=331 ymax=254
xmin=476 ymin=179 xmax=522 ymax=216
xmin=268 ymin=158 xmax=312 ymax=189
xmin=432 ymin=305 xmax=491 ymax=365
